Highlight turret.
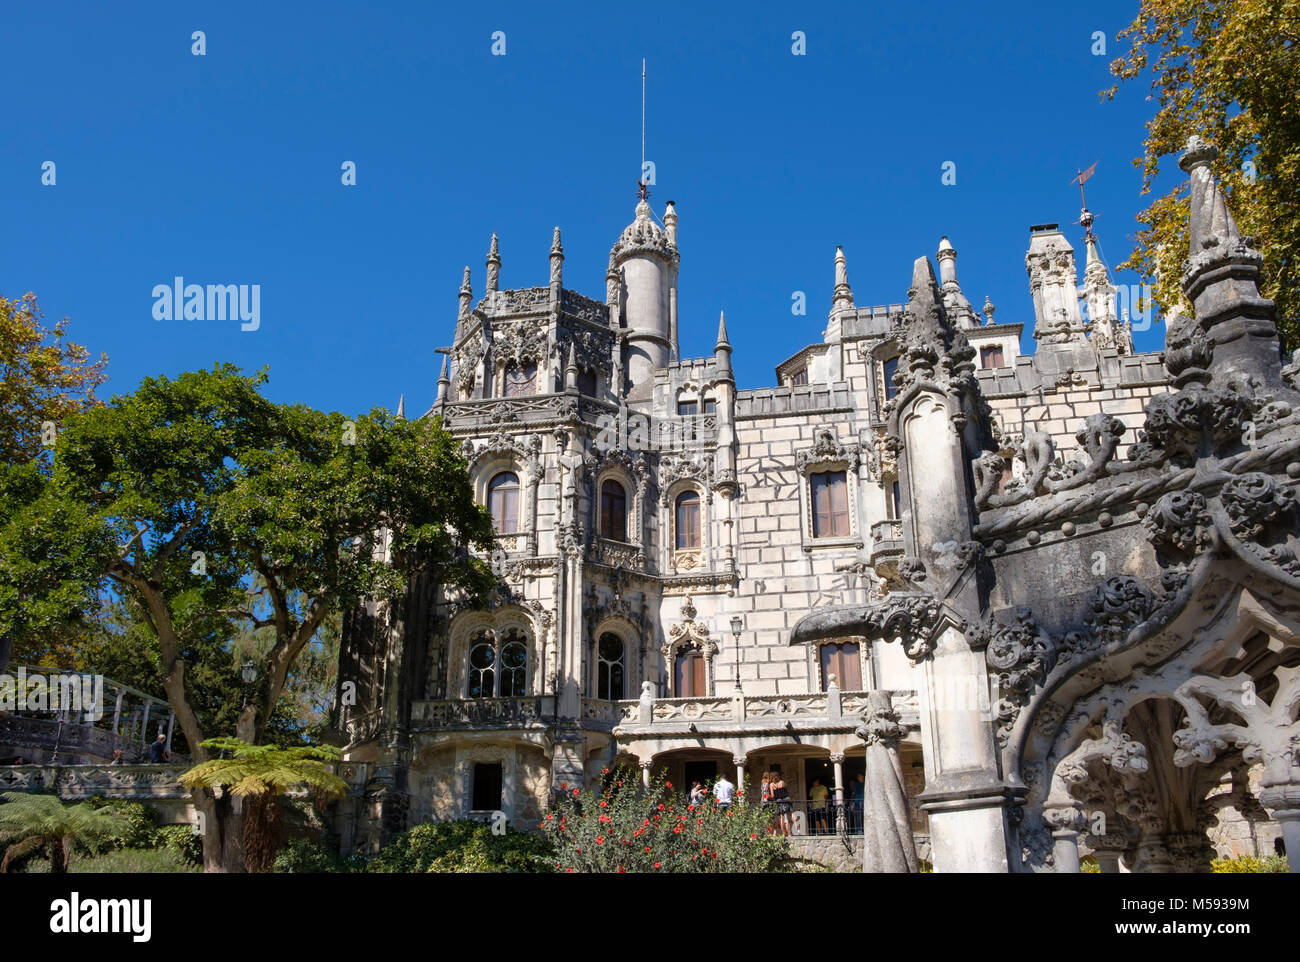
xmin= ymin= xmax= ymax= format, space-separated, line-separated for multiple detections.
xmin=1077 ymin=211 xmax=1124 ymax=353
xmin=1025 ymin=225 xmax=1087 ymax=344
xmin=457 ymin=266 xmax=473 ymax=320
xmin=610 ymin=194 xmax=678 ymax=391
xmin=936 ymin=237 xmax=978 ymax=329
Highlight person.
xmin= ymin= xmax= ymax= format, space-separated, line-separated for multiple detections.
xmin=809 ymin=778 xmax=830 ymax=835
xmin=760 ymin=772 xmax=773 ymax=808
xmin=771 ymin=772 xmax=792 ymax=836
xmin=148 ymin=734 xmax=168 ymax=763
xmin=689 ymin=780 xmax=706 ymax=807
xmin=850 ymin=772 xmax=866 ymax=833
xmin=109 ymin=749 xmax=125 ymax=766
xmin=713 ymin=773 xmax=735 ymax=808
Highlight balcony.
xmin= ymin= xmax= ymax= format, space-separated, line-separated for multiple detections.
xmin=613 ymin=688 xmax=919 ymax=736
xmin=868 ymin=518 xmax=904 ymax=567
xmin=410 ymin=696 xmax=556 ymax=731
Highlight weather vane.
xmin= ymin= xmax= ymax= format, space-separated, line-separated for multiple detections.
xmin=1070 ymin=160 xmax=1100 ymax=240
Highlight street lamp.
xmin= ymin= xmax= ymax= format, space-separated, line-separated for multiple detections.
xmin=240 ymin=661 xmax=258 ymax=686
xmin=730 ymin=615 xmax=744 ymax=691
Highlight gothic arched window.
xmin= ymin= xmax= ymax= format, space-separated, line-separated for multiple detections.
xmin=597 ymin=633 xmax=625 ymax=700
xmin=467 ymin=629 xmax=530 ymax=698
xmin=601 ymin=479 xmax=628 ymax=542
xmin=503 ymin=361 xmax=537 ymax=398
xmin=675 ymin=490 xmax=701 ymax=549
xmin=882 ymin=356 xmax=900 ymax=400
xmin=500 ymin=635 xmax=528 ymax=696
xmin=487 ymin=471 xmax=520 ymax=534
xmin=468 ymin=639 xmax=496 ymax=698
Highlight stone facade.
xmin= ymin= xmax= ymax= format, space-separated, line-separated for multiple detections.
xmin=339 ymin=138 xmax=1300 ymax=872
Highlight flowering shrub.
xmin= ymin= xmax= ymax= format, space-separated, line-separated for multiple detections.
xmin=1210 ymin=854 xmax=1289 ymax=873
xmin=541 ymin=766 xmax=787 ymax=873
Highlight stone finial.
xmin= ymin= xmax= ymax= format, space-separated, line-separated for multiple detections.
xmin=395 ymin=394 xmax=405 ymax=419
xmin=833 ymin=246 xmax=854 ymax=310
xmin=663 ymin=200 xmax=678 ymax=247
xmin=936 ymin=236 xmax=958 ymax=287
xmin=549 ymin=226 xmax=564 ymax=288
xmin=485 ymin=233 xmax=501 ymax=293
xmin=982 ymin=296 xmax=996 ymax=325
xmin=457 ymin=266 xmax=473 ymax=319
xmin=716 ymin=310 xmax=730 ymax=349
xmin=435 ymin=354 xmax=450 ymax=401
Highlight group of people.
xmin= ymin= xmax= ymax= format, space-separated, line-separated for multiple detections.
xmin=683 ymin=770 xmax=869 ymax=836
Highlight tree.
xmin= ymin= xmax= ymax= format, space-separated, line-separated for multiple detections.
xmin=0 ymin=292 xmax=107 ymax=466
xmin=0 ymin=792 xmax=127 ymax=873
xmin=178 ymin=738 xmax=347 ymax=873
xmin=1105 ymin=0 xmax=1300 ymax=348
xmin=0 ymin=364 xmax=496 ymax=871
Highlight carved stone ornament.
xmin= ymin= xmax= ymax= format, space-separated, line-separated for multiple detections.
xmin=795 ymin=429 xmax=860 ymax=472
xmin=973 ymin=607 xmax=1057 ymax=746
xmin=493 ymin=321 xmax=549 ymax=368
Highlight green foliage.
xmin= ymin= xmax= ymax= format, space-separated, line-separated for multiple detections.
xmin=153 ymin=824 xmax=204 ymax=867
xmin=0 ymin=792 xmax=130 ymax=873
xmin=0 ymin=363 xmax=495 ymax=762
xmin=1211 ymin=854 xmax=1290 ymax=872
xmin=1104 ymin=0 xmax=1300 ymax=348
xmin=273 ymin=836 xmax=365 ymax=873
xmin=367 ymin=820 xmax=555 ymax=874
xmin=86 ymin=798 xmax=157 ymax=850
xmin=68 ymin=847 xmax=202 ymax=874
xmin=179 ymin=737 xmax=347 ymax=798
xmin=541 ymin=766 xmax=788 ymax=873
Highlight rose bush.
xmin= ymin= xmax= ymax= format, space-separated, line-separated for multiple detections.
xmin=541 ymin=766 xmax=786 ymax=873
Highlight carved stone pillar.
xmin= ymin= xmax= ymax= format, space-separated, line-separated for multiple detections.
xmin=830 ymin=753 xmax=846 ymax=835
xmin=1044 ymin=804 xmax=1087 ymax=874
xmin=641 ymin=759 xmax=653 ymax=789
xmin=733 ymin=755 xmax=746 ymax=796
xmin=856 ymin=691 xmax=920 ymax=873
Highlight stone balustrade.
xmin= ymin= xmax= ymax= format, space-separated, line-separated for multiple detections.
xmin=410 ymin=696 xmax=556 ymax=730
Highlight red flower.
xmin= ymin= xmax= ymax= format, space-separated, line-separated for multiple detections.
xmin=712 ymin=851 xmax=719 ymax=858
xmin=654 ymin=861 xmax=661 ymax=869
xmin=596 ymin=836 xmax=605 ymax=845
xmin=688 ymin=805 xmax=695 ymax=813
xmin=673 ymin=826 xmax=681 ymax=834
xmin=560 ymin=783 xmax=567 ymax=790
xmin=644 ymin=846 xmax=651 ymax=853
xmin=573 ymin=789 xmax=580 ymax=796
xmin=750 ymin=833 xmax=757 ymax=839
xmin=666 ymin=781 xmax=672 ymax=789
xmin=600 ymin=800 xmax=607 ymax=808
xmin=568 ymin=867 xmax=574 ymax=873
xmin=618 ymin=866 xmax=625 ymax=873
xmin=658 ymin=804 xmax=665 ymax=811
xmin=643 ymin=819 xmax=650 ymax=826
xmin=617 ymin=780 xmax=623 ymax=787
xmin=603 ymin=767 xmax=609 ymax=774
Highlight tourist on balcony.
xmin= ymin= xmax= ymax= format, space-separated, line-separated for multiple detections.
xmin=760 ymin=772 xmax=773 ymax=810
xmin=109 ymin=749 xmax=125 ymax=766
xmin=713 ymin=773 xmax=735 ymax=808
xmin=809 ymin=779 xmax=830 ymax=835
xmin=849 ymin=773 xmax=865 ymax=833
xmin=148 ymin=734 xmax=168 ymax=763
xmin=689 ymin=781 xmax=706 ymax=807
xmin=771 ymin=773 xmax=792 ymax=835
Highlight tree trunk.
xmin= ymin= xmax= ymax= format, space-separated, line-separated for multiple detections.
xmin=195 ymin=788 xmax=247 ymax=873
xmin=242 ymin=793 xmax=283 ymax=873
xmin=51 ymin=837 xmax=70 ymax=874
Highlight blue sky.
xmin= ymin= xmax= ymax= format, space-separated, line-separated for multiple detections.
xmin=2 ymin=1 xmax=1179 ymax=417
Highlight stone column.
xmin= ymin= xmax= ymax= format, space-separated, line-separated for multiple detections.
xmin=1044 ymin=805 xmax=1085 ymax=874
xmin=831 ymin=753 xmax=846 ymax=835
xmin=856 ymin=691 xmax=919 ymax=872
xmin=641 ymin=759 xmax=653 ymax=789
xmin=1090 ymin=834 xmax=1129 ymax=874
xmin=1258 ymin=785 xmax=1300 ymax=874
xmin=733 ymin=755 xmax=746 ymax=797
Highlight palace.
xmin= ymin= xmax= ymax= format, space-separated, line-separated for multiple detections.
xmin=336 ymin=138 xmax=1300 ymax=872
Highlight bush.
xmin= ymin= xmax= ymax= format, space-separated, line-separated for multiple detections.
xmin=1211 ymin=855 xmax=1290 ymax=873
xmin=541 ymin=765 xmax=788 ymax=873
xmin=86 ymin=798 xmax=157 ymax=851
xmin=368 ymin=820 xmax=554 ymax=874
xmin=73 ymin=847 xmax=200 ymax=874
xmin=153 ymin=824 xmax=204 ymax=867
xmin=275 ymin=836 xmax=367 ymax=873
